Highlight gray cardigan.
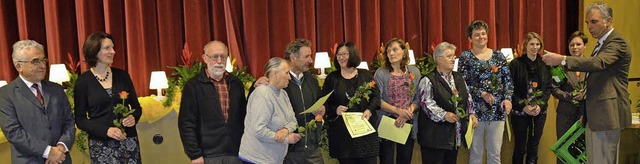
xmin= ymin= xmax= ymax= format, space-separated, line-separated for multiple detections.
xmin=373 ymin=65 xmax=421 ymax=138
xmin=239 ymin=85 xmax=298 ymax=163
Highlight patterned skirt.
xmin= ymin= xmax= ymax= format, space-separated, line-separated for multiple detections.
xmin=89 ymin=136 xmax=142 ymax=164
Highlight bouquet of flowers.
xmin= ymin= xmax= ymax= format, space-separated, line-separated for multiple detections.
xmin=571 ymin=74 xmax=585 ymax=106
xmin=488 ymin=65 xmax=500 ymax=92
xmin=402 ymin=73 xmax=416 ymax=96
xmin=518 ymin=82 xmax=546 ymax=106
xmin=347 ymin=81 xmax=376 ymax=108
xmin=450 ymin=89 xmax=468 ymax=118
xmin=113 ymin=91 xmax=136 ymax=133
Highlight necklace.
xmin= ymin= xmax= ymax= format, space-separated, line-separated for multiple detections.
xmin=95 ymin=71 xmax=110 ymax=82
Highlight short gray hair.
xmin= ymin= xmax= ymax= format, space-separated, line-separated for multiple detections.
xmin=433 ymin=42 xmax=456 ymax=57
xmin=264 ymin=57 xmax=289 ymax=77
xmin=587 ymin=2 xmax=613 ymax=19
xmin=12 ymin=40 xmax=44 ymax=63
xmin=203 ymin=41 xmax=229 ymax=54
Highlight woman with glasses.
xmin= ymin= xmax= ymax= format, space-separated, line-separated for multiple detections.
xmin=322 ymin=41 xmax=380 ymax=164
xmin=74 ymin=32 xmax=143 ymax=163
xmin=457 ymin=20 xmax=513 ymax=164
xmin=373 ymin=38 xmax=420 ymax=164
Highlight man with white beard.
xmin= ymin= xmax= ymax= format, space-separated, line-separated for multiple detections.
xmin=179 ymin=41 xmax=248 ymax=164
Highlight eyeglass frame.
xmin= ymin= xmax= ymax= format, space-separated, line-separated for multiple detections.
xmin=17 ymin=58 xmax=48 ymax=65
xmin=203 ymin=54 xmax=228 ymax=61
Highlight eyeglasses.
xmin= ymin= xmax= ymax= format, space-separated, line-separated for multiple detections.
xmin=17 ymin=58 xmax=48 ymax=65
xmin=337 ymin=53 xmax=350 ymax=57
xmin=204 ymin=54 xmax=228 ymax=61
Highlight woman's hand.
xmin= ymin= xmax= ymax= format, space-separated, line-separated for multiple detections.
xmin=107 ymin=127 xmax=126 ymax=141
xmin=501 ymin=100 xmax=512 ymax=114
xmin=122 ymin=115 xmax=136 ymax=127
xmin=395 ymin=117 xmax=407 ymax=128
xmin=336 ymin=105 xmax=348 ymax=115
xmin=274 ymin=128 xmax=289 ymax=143
xmin=362 ymin=109 xmax=372 ymax=120
xmin=481 ymin=92 xmax=495 ymax=105
xmin=287 ymin=133 xmax=301 ymax=144
xmin=470 ymin=114 xmax=479 ymax=128
xmin=444 ymin=112 xmax=459 ymax=123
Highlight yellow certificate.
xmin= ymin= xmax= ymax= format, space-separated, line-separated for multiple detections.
xmin=342 ymin=112 xmax=376 ymax=138
xmin=300 ymin=91 xmax=333 ymax=114
xmin=378 ymin=115 xmax=412 ymax=144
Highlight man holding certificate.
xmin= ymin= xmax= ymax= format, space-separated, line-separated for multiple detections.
xmin=417 ymin=42 xmax=478 ymax=164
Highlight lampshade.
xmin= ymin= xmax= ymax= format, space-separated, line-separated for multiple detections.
xmin=149 ymin=71 xmax=169 ymax=89
xmin=500 ymin=48 xmax=514 ymax=62
xmin=49 ymin=64 xmax=70 ymax=83
xmin=356 ymin=61 xmax=369 ymax=70
xmin=408 ymin=50 xmax=416 ymax=65
xmin=314 ymin=52 xmax=331 ymax=69
xmin=453 ymin=58 xmax=460 ymax=72
xmin=226 ymin=57 xmax=233 ymax=72
xmin=0 ymin=80 xmax=7 ymax=87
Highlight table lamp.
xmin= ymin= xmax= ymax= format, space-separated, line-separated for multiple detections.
xmin=314 ymin=52 xmax=331 ymax=79
xmin=149 ymin=71 xmax=169 ymax=101
xmin=49 ymin=64 xmax=70 ymax=85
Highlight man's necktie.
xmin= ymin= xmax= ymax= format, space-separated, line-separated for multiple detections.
xmin=31 ymin=83 xmax=44 ymax=105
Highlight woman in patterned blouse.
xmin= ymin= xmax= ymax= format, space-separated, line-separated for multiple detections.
xmin=373 ymin=38 xmax=421 ymax=164
xmin=457 ymin=20 xmax=513 ymax=164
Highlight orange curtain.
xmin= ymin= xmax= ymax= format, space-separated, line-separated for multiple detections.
xmin=0 ymin=0 xmax=568 ymax=96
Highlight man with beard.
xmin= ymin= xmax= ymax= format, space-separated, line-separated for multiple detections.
xmin=179 ymin=41 xmax=247 ymax=164
xmin=254 ymin=38 xmax=326 ymax=163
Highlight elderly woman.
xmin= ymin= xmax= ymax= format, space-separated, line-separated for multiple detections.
xmin=322 ymin=41 xmax=380 ymax=164
xmin=551 ymin=31 xmax=587 ymax=163
xmin=74 ymin=32 xmax=143 ymax=163
xmin=374 ymin=38 xmax=421 ymax=164
xmin=508 ymin=32 xmax=552 ymax=164
xmin=457 ymin=20 xmax=513 ymax=164
xmin=238 ymin=57 xmax=300 ymax=164
xmin=418 ymin=42 xmax=477 ymax=164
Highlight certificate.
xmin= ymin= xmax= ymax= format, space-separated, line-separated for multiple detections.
xmin=342 ymin=112 xmax=376 ymax=138
xmin=300 ymin=91 xmax=333 ymax=114
xmin=378 ymin=115 xmax=412 ymax=144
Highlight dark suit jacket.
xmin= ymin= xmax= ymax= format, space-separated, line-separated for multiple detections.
xmin=0 ymin=77 xmax=75 ymax=164
xmin=565 ymin=30 xmax=632 ymax=131
xmin=551 ymin=70 xmax=585 ymax=116
xmin=74 ymin=68 xmax=142 ymax=140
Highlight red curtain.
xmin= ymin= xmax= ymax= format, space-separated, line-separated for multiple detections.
xmin=0 ymin=0 xmax=567 ymax=96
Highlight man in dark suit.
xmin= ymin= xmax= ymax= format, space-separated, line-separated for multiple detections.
xmin=0 ymin=40 xmax=76 ymax=164
xmin=178 ymin=41 xmax=247 ymax=164
xmin=543 ymin=2 xmax=631 ymax=163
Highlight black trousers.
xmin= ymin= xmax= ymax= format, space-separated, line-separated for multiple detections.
xmin=379 ymin=137 xmax=415 ymax=164
xmin=420 ymin=146 xmax=457 ymax=164
xmin=511 ymin=113 xmax=547 ymax=164
xmin=337 ymin=156 xmax=377 ymax=164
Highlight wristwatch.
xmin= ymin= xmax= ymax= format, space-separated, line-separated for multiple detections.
xmin=561 ymin=56 xmax=567 ymax=66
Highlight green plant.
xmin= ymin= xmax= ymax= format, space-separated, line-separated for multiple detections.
xmin=63 ymin=52 xmax=89 ymax=159
xmin=415 ymin=54 xmax=436 ymax=76
xmin=450 ymin=89 xmax=468 ymax=119
xmin=112 ymin=91 xmax=136 ymax=133
xmin=164 ymin=43 xmax=203 ymax=107
xmin=230 ymin=66 xmax=256 ymax=91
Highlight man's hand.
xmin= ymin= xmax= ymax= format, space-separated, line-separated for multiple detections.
xmin=122 ymin=115 xmax=136 ymax=127
xmin=313 ymin=105 xmax=326 ymax=117
xmin=470 ymin=114 xmax=478 ymax=128
xmin=46 ymin=146 xmax=66 ymax=164
xmin=107 ymin=127 xmax=127 ymax=141
xmin=191 ymin=157 xmax=204 ymax=164
xmin=501 ymin=100 xmax=512 ymax=114
xmin=395 ymin=116 xmax=407 ymax=128
xmin=573 ymin=91 xmax=586 ymax=101
xmin=363 ymin=109 xmax=372 ymax=120
xmin=254 ymin=76 xmax=269 ymax=87
xmin=542 ymin=52 xmax=564 ymax=66
xmin=287 ymin=133 xmax=301 ymax=144
xmin=336 ymin=105 xmax=348 ymax=115
xmin=481 ymin=92 xmax=495 ymax=105
xmin=444 ymin=112 xmax=459 ymax=123
xmin=274 ymin=128 xmax=289 ymax=143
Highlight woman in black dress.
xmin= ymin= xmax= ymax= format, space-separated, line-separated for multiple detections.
xmin=74 ymin=32 xmax=143 ymax=163
xmin=322 ymin=41 xmax=380 ymax=164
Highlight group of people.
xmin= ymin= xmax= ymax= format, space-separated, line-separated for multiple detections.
xmin=0 ymin=2 xmax=631 ymax=164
